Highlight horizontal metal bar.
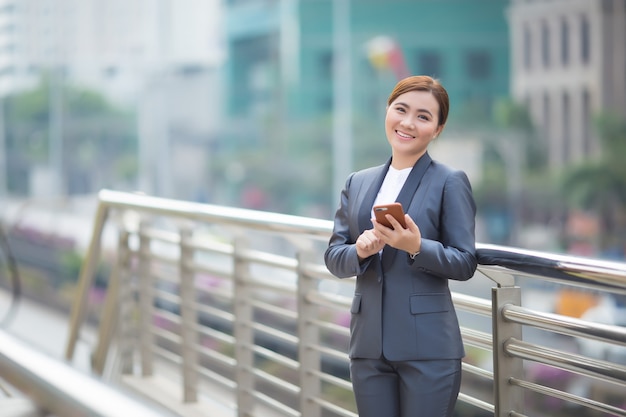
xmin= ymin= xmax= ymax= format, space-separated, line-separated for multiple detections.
xmin=305 ymin=290 xmax=351 ymax=309
xmin=505 ymin=337 xmax=626 ymax=384
xmin=253 ymin=345 xmax=299 ymax=371
xmin=251 ymin=367 xmax=300 ymax=396
xmin=476 ymin=243 xmax=626 ymax=291
xmin=510 ymin=377 xmax=626 ymax=416
xmin=502 ymin=303 xmax=626 ymax=344
xmin=452 ymin=292 xmax=492 ymax=316
xmin=312 ymin=396 xmax=358 ymax=417
xmin=460 ymin=327 xmax=493 ymax=350
xmin=99 ymin=189 xmax=334 ymax=237
xmin=247 ymin=388 xmax=299 ymax=417
xmin=0 ymin=329 xmax=178 ymax=417
xmin=313 ymin=369 xmax=353 ymax=391
xmin=457 ymin=392 xmax=495 ymax=413
xmin=462 ymin=362 xmax=493 ymax=380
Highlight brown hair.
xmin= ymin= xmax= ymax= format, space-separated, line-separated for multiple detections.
xmin=386 ymin=75 xmax=449 ymax=127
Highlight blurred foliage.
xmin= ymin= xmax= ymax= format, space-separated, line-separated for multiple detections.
xmin=561 ymin=112 xmax=626 ymax=251
xmin=473 ymin=99 xmax=626 ymax=253
xmin=474 ymin=99 xmax=550 ymax=214
xmin=4 ymin=75 xmax=138 ymax=194
xmin=59 ymin=250 xmax=109 ymax=291
xmin=492 ymin=98 xmax=547 ymax=171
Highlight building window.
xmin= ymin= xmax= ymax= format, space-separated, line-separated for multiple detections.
xmin=523 ymin=24 xmax=531 ymax=70
xmin=318 ymin=51 xmax=333 ymax=80
xmin=560 ymin=18 xmax=569 ymax=66
xmin=582 ymin=89 xmax=591 ymax=155
xmin=541 ymin=21 xmax=550 ymax=68
xmin=562 ymin=92 xmax=570 ymax=162
xmin=318 ymin=51 xmax=333 ymax=111
xmin=543 ymin=92 xmax=550 ymax=139
xmin=581 ymin=15 xmax=590 ymax=64
xmin=231 ymin=35 xmax=271 ymax=116
xmin=416 ymin=50 xmax=442 ymax=78
xmin=465 ymin=50 xmax=491 ymax=80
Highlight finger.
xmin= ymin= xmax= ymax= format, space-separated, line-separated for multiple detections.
xmin=404 ymin=214 xmax=416 ymax=230
xmin=386 ymin=214 xmax=404 ymax=230
xmin=372 ymin=222 xmax=390 ymax=237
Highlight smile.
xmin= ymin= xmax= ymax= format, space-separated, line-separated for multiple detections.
xmin=396 ymin=130 xmax=414 ymax=139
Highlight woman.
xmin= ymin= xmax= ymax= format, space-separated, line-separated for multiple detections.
xmin=324 ymin=75 xmax=477 ymax=417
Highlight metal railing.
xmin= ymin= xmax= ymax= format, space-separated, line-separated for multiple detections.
xmin=0 ymin=327 xmax=179 ymax=417
xmin=52 ymin=189 xmax=626 ymax=417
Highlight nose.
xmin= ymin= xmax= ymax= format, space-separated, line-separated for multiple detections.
xmin=399 ymin=115 xmax=415 ymax=129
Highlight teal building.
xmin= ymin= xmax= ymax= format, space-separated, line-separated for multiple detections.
xmin=220 ymin=0 xmax=510 ymax=214
xmin=225 ymin=0 xmax=509 ymax=121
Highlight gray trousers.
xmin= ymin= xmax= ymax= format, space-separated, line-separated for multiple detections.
xmin=350 ymin=357 xmax=462 ymax=417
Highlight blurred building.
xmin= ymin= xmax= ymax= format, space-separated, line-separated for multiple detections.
xmin=223 ymin=0 xmax=510 ymax=124
xmin=507 ymin=0 xmax=626 ymax=167
xmin=0 ymin=0 xmax=226 ymax=200
xmin=0 ymin=0 xmax=223 ymax=102
xmin=221 ymin=0 xmax=509 ymax=213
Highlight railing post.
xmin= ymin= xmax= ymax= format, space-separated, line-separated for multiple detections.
xmin=492 ymin=284 xmax=524 ymax=417
xmin=92 ymin=229 xmax=131 ymax=375
xmin=233 ymin=234 xmax=255 ymax=417
xmin=297 ymin=250 xmax=321 ymax=417
xmin=119 ymin=228 xmax=142 ymax=375
xmin=179 ymin=227 xmax=199 ymax=403
xmin=137 ymin=222 xmax=155 ymax=378
xmin=65 ymin=202 xmax=109 ymax=361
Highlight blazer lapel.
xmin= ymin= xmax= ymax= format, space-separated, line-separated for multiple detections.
xmin=357 ymin=158 xmax=391 ymax=233
xmin=395 ymin=152 xmax=432 ymax=210
xmin=381 ymin=153 xmax=433 ymax=268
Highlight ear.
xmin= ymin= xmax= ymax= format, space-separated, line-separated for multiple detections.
xmin=435 ymin=124 xmax=445 ymax=138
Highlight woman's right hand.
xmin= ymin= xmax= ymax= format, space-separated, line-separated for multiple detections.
xmin=355 ymin=229 xmax=385 ymax=260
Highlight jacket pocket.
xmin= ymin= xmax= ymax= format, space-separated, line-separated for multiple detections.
xmin=351 ymin=293 xmax=362 ymax=314
xmin=409 ymin=293 xmax=449 ymax=315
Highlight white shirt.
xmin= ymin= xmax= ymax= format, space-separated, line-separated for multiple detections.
xmin=371 ymin=165 xmax=412 ymax=219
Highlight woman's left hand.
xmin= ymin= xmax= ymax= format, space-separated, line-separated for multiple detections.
xmin=372 ymin=214 xmax=422 ymax=255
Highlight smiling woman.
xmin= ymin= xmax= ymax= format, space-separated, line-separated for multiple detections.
xmin=385 ymin=89 xmax=444 ymax=169
xmin=325 ymin=75 xmax=477 ymax=417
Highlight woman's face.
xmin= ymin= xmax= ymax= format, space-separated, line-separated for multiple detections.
xmin=385 ymin=90 xmax=443 ymax=167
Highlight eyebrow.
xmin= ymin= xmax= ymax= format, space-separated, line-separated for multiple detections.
xmin=395 ymin=102 xmax=434 ymax=117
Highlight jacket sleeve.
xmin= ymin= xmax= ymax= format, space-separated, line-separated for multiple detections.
xmin=324 ymin=173 xmax=373 ymax=278
xmin=410 ymin=170 xmax=477 ymax=281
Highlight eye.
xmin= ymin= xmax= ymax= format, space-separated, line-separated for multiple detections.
xmin=395 ymin=106 xmax=406 ymax=113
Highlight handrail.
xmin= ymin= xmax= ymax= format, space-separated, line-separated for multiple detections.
xmin=0 ymin=329 xmax=178 ymax=417
xmin=98 ymin=189 xmax=333 ymax=236
xmin=476 ymin=243 xmax=626 ymax=291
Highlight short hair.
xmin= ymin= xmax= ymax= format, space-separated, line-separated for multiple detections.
xmin=386 ymin=75 xmax=450 ymax=127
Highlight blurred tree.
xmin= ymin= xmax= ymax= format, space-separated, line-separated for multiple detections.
xmin=492 ymin=98 xmax=546 ymax=170
xmin=473 ymin=98 xmax=557 ymax=245
xmin=561 ymin=112 xmax=626 ymax=256
xmin=4 ymin=76 xmax=137 ymax=195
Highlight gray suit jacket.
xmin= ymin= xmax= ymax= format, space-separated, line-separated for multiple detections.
xmin=324 ymin=153 xmax=477 ymax=361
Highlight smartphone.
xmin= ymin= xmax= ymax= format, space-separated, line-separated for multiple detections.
xmin=373 ymin=203 xmax=406 ymax=229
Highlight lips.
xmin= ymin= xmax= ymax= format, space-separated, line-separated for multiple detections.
xmin=395 ymin=130 xmax=414 ymax=139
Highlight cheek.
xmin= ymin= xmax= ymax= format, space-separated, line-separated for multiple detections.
xmin=384 ymin=112 xmax=398 ymax=129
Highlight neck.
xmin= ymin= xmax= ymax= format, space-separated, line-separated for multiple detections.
xmin=391 ymin=150 xmax=426 ymax=170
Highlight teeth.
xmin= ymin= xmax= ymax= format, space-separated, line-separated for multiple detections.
xmin=396 ymin=130 xmax=413 ymax=139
